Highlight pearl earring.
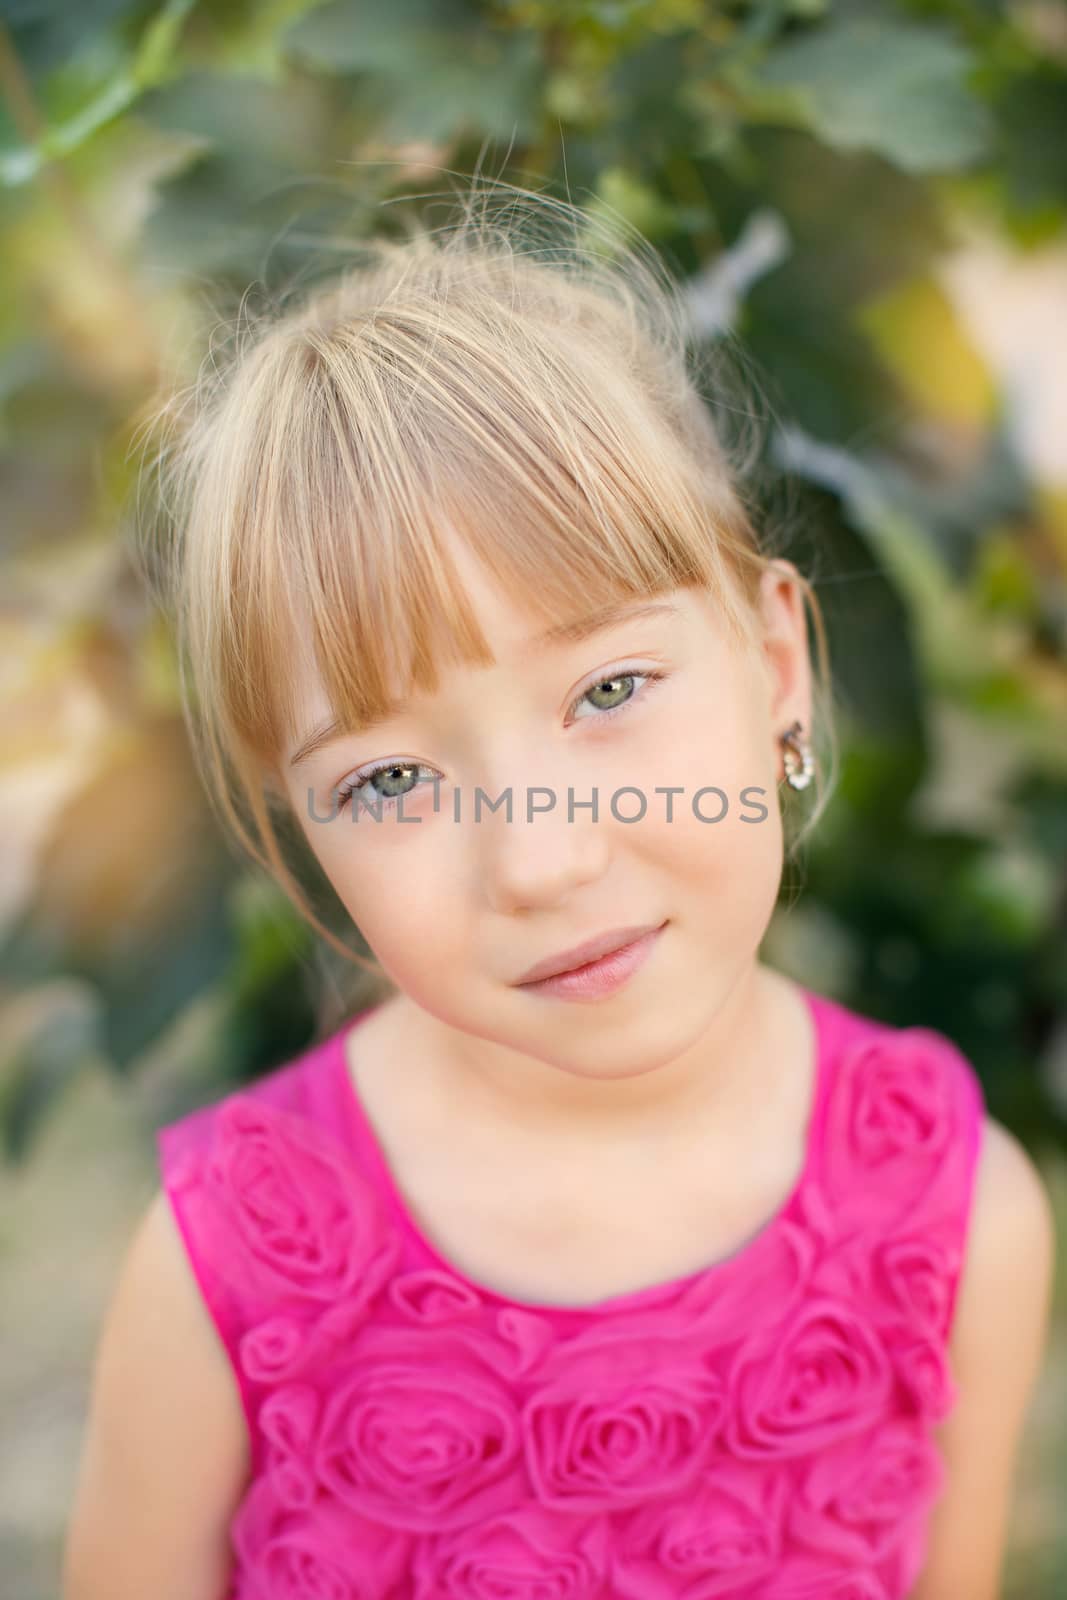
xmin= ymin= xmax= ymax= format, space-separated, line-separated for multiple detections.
xmin=780 ymin=719 xmax=815 ymax=791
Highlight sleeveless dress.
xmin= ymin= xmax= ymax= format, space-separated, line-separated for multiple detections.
xmin=156 ymin=986 xmax=986 ymax=1600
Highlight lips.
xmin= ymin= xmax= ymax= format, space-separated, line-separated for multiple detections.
xmin=514 ymin=922 xmax=665 ymax=986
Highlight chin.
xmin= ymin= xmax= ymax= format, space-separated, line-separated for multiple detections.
xmin=537 ymin=1027 xmax=683 ymax=1079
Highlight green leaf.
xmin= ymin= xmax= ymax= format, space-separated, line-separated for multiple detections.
xmin=195 ymin=0 xmax=332 ymax=82
xmin=988 ymin=63 xmax=1067 ymax=235
xmin=956 ymin=844 xmax=1057 ymax=946
xmin=0 ymin=0 xmax=197 ymax=187
xmin=755 ymin=17 xmax=993 ymax=174
xmin=587 ymin=166 xmax=677 ymax=240
xmin=284 ymin=0 xmax=544 ymax=144
xmin=0 ymin=0 xmax=142 ymax=80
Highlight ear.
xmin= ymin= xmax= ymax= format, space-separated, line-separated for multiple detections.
xmin=757 ymin=559 xmax=813 ymax=735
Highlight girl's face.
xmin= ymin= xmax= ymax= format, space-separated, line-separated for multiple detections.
xmin=283 ymin=535 xmax=812 ymax=1084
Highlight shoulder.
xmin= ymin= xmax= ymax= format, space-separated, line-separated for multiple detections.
xmin=906 ymin=1113 xmax=1056 ymax=1600
xmin=103 ymin=1186 xmax=253 ymax=1436
xmin=63 ymin=1189 xmax=250 ymax=1599
xmin=952 ymin=1112 xmax=1056 ymax=1379
xmin=109 ymin=1183 xmax=257 ymax=1456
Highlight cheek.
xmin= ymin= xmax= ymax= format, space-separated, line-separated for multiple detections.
xmin=356 ymin=914 xmax=454 ymax=996
xmin=640 ymin=705 xmax=784 ymax=939
xmin=646 ymin=778 xmax=783 ymax=894
xmin=317 ymin=836 xmax=469 ymax=993
xmin=634 ymin=685 xmax=779 ymax=843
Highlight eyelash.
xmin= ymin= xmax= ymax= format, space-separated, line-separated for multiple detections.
xmin=331 ymin=667 xmax=667 ymax=816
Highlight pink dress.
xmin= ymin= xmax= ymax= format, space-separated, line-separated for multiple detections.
xmin=157 ymin=986 xmax=985 ymax=1599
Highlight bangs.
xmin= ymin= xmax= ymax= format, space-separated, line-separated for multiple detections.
xmin=215 ymin=296 xmax=759 ymax=778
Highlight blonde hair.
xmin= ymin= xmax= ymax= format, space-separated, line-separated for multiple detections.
xmin=132 ymin=177 xmax=838 ymax=993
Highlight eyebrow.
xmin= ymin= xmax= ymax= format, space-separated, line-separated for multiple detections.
xmin=287 ymin=598 xmax=679 ymax=768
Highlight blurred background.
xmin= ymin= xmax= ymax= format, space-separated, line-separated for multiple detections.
xmin=1 ymin=1 xmax=1065 ymax=1596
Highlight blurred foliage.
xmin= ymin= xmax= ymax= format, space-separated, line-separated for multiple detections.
xmin=0 ymin=0 xmax=1065 ymax=1165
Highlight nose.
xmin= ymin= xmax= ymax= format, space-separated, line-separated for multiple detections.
xmin=475 ymin=771 xmax=611 ymax=915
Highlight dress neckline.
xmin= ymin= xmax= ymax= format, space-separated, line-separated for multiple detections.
xmin=329 ymin=983 xmax=833 ymax=1319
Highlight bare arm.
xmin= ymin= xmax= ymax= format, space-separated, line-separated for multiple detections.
xmin=62 ymin=1188 xmax=252 ymax=1600
xmin=909 ymin=1114 xmax=1057 ymax=1600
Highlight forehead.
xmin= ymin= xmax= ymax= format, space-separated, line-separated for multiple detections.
xmin=405 ymin=524 xmax=721 ymax=652
xmin=427 ymin=531 xmax=550 ymax=643
xmin=283 ymin=555 xmax=703 ymax=768
xmin=287 ymin=531 xmax=549 ymax=707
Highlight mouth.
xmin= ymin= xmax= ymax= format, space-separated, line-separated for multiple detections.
xmin=514 ymin=921 xmax=667 ymax=987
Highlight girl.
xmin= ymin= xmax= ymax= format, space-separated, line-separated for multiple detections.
xmin=64 ymin=181 xmax=1053 ymax=1600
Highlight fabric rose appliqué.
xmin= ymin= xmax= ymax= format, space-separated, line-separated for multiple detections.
xmin=873 ymin=1235 xmax=957 ymax=1340
xmin=724 ymin=1297 xmax=893 ymax=1459
xmin=789 ymin=1416 xmax=944 ymax=1563
xmin=312 ymin=1323 xmax=527 ymax=1532
xmin=202 ymin=1096 xmax=400 ymax=1311
xmin=523 ymin=1333 xmax=726 ymax=1513
xmin=231 ymin=1474 xmax=411 ymax=1600
xmin=613 ymin=1460 xmax=789 ymax=1599
xmin=254 ymin=1383 xmax=320 ymax=1511
xmin=887 ymin=1332 xmax=958 ymax=1422
xmin=822 ymin=1031 xmax=958 ymax=1231
xmin=412 ymin=1504 xmax=611 ymax=1599
xmin=239 ymin=1293 xmax=381 ymax=1386
xmin=389 ymin=1268 xmax=485 ymax=1324
xmin=850 ymin=1035 xmax=953 ymax=1163
xmin=766 ymin=1562 xmax=890 ymax=1599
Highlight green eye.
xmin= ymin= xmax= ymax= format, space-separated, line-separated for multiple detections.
xmin=584 ymin=676 xmax=636 ymax=712
xmin=571 ymin=668 xmax=666 ymax=723
xmin=336 ymin=760 xmax=429 ymax=813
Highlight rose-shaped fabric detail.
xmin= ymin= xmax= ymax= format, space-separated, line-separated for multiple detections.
xmin=389 ymin=1268 xmax=484 ymax=1324
xmin=265 ymin=1453 xmax=314 ymax=1514
xmin=823 ymin=1033 xmax=957 ymax=1232
xmin=790 ymin=1418 xmax=944 ymax=1562
xmin=766 ymin=1562 xmax=890 ymax=1599
xmin=873 ymin=1236 xmax=956 ymax=1339
xmin=231 ymin=1475 xmax=411 ymax=1600
xmin=240 ymin=1294 xmax=383 ymax=1386
xmin=256 ymin=1384 xmax=320 ymax=1511
xmin=614 ymin=1460 xmax=788 ymax=1599
xmin=850 ymin=1034 xmax=953 ymax=1165
xmin=523 ymin=1337 xmax=725 ymax=1512
xmin=313 ymin=1325 xmax=525 ymax=1532
xmin=412 ymin=1503 xmax=610 ymax=1599
xmin=241 ymin=1317 xmax=310 ymax=1385
xmin=890 ymin=1335 xmax=958 ymax=1421
xmin=725 ymin=1297 xmax=893 ymax=1459
xmin=259 ymin=1384 xmax=319 ymax=1453
xmin=496 ymin=1306 xmax=558 ymax=1378
xmin=202 ymin=1096 xmax=401 ymax=1308
xmin=806 ymin=1235 xmax=872 ymax=1311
